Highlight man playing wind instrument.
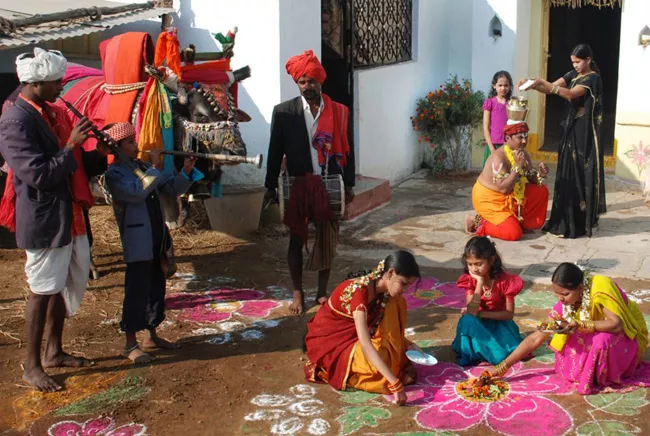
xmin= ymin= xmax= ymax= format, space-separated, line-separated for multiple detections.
xmin=466 ymin=120 xmax=549 ymax=241
xmin=0 ymin=48 xmax=108 ymax=392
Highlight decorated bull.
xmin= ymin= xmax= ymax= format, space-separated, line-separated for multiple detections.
xmin=0 ymin=29 xmax=252 ymax=277
xmin=2 ymin=29 xmax=251 ymax=228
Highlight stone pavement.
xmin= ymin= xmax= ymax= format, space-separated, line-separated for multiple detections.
xmin=339 ymin=169 xmax=650 ymax=284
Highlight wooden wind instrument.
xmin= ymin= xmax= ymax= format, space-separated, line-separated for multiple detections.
xmin=59 ymin=98 xmax=157 ymax=189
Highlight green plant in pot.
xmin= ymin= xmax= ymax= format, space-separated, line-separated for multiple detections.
xmin=412 ymin=75 xmax=484 ymax=175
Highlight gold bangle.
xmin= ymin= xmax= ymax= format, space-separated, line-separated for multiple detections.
xmin=494 ymin=360 xmax=509 ymax=377
xmin=387 ymin=379 xmax=401 ymax=389
xmin=552 ymin=85 xmax=560 ymax=95
xmin=387 ymin=380 xmax=404 ymax=393
xmin=577 ymin=320 xmax=596 ymax=334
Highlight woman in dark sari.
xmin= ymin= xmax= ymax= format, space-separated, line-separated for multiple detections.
xmin=520 ymin=44 xmax=605 ymax=238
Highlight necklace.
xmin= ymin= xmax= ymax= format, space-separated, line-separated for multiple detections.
xmin=561 ymin=275 xmax=591 ymax=323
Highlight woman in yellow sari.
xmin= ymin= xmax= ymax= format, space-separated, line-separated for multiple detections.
xmin=488 ymin=263 xmax=649 ymax=394
xmin=304 ymin=250 xmax=421 ymax=405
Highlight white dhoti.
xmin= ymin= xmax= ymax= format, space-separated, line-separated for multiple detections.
xmin=24 ymin=235 xmax=90 ymax=316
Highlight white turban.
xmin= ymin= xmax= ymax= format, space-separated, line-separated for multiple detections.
xmin=16 ymin=48 xmax=67 ymax=83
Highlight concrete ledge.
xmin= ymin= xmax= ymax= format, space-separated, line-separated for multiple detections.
xmin=204 ymin=185 xmax=265 ymax=236
xmin=344 ymin=175 xmax=390 ymax=220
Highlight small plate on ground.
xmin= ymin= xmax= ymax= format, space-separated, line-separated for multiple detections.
xmin=406 ymin=350 xmax=438 ymax=366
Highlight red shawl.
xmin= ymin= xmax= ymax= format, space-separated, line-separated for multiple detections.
xmin=312 ymin=95 xmax=350 ymax=171
xmin=0 ymin=99 xmax=93 ymax=232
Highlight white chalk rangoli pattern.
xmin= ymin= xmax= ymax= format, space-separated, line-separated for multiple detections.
xmin=245 ymin=384 xmax=331 ymax=435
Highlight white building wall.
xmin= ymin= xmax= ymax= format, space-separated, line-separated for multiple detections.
xmin=356 ymin=0 xmax=466 ymax=182
xmin=179 ymin=0 xmax=285 ymax=186
xmin=447 ymin=0 xmax=473 ymax=78
xmin=513 ymin=0 xmax=531 ymax=93
xmin=278 ymin=0 xmax=322 ymax=102
xmin=470 ymin=0 xmax=518 ymax=97
xmin=614 ymin=0 xmax=650 ymax=181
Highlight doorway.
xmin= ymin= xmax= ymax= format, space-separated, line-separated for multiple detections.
xmin=542 ymin=4 xmax=621 ymax=155
xmin=321 ymin=0 xmax=354 ymax=128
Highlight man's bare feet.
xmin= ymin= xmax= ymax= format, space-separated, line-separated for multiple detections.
xmin=123 ymin=345 xmax=155 ymax=364
xmin=289 ymin=290 xmax=306 ymax=315
xmin=464 ymin=215 xmax=476 ymax=234
xmin=315 ymin=294 xmax=328 ymax=306
xmin=142 ymin=335 xmax=180 ymax=350
xmin=23 ymin=366 xmax=62 ymax=392
xmin=43 ymin=352 xmax=94 ymax=368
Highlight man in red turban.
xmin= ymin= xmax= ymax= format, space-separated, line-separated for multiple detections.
xmin=285 ymin=49 xmax=328 ymax=84
xmin=465 ymin=122 xmax=550 ymax=241
xmin=502 ymin=122 xmax=530 ymax=137
xmin=265 ymin=50 xmax=355 ymax=315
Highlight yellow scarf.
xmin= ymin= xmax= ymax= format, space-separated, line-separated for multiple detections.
xmin=550 ymin=275 xmax=649 ymax=361
xmin=504 ymin=145 xmax=527 ymax=205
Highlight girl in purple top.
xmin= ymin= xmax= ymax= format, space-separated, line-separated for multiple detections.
xmin=482 ymin=71 xmax=513 ymax=165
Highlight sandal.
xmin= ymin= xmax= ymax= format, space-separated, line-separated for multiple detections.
xmin=123 ymin=344 xmax=155 ymax=364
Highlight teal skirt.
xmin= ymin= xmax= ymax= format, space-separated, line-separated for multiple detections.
xmin=451 ymin=314 xmax=522 ymax=366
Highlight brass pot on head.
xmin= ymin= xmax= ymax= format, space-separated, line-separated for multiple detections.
xmin=506 ymin=96 xmax=529 ymax=123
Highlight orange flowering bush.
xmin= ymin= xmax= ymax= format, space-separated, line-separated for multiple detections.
xmin=412 ymin=75 xmax=484 ymax=173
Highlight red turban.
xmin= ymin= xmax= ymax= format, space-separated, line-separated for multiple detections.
xmin=285 ymin=50 xmax=327 ymax=83
xmin=503 ymin=122 xmax=529 ymax=137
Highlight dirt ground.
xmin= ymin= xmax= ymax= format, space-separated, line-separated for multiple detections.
xmin=1 ymin=201 xmax=649 ymax=436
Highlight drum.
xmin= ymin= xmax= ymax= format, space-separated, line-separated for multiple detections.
xmin=278 ymin=174 xmax=345 ymax=220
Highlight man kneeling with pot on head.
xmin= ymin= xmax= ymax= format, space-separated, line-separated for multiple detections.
xmin=465 ymin=98 xmax=549 ymax=241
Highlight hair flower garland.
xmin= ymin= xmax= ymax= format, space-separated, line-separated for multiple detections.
xmin=340 ymin=260 xmax=386 ymax=315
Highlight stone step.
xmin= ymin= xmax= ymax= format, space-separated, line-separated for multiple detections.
xmin=344 ymin=175 xmax=390 ymax=220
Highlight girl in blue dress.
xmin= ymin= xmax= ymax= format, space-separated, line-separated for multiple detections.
xmin=452 ymin=236 xmax=523 ymax=365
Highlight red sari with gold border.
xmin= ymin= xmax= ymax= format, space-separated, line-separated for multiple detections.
xmin=304 ymin=279 xmax=408 ymax=391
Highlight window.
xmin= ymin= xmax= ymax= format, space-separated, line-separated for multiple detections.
xmin=353 ymin=0 xmax=413 ymax=68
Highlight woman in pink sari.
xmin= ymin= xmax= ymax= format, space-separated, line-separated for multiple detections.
xmin=488 ymin=263 xmax=649 ymax=394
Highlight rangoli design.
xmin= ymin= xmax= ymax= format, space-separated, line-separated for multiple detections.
xmin=47 ymin=416 xmax=147 ymax=436
xmin=245 ymin=384 xmax=331 ymax=435
xmin=405 ymin=277 xmax=466 ymax=310
xmin=166 ymin=287 xmax=283 ymax=324
xmin=409 ymin=362 xmax=574 ymax=435
xmin=337 ymin=389 xmax=391 ymax=435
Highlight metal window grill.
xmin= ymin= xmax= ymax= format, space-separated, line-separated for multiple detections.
xmin=353 ymin=0 xmax=413 ymax=68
